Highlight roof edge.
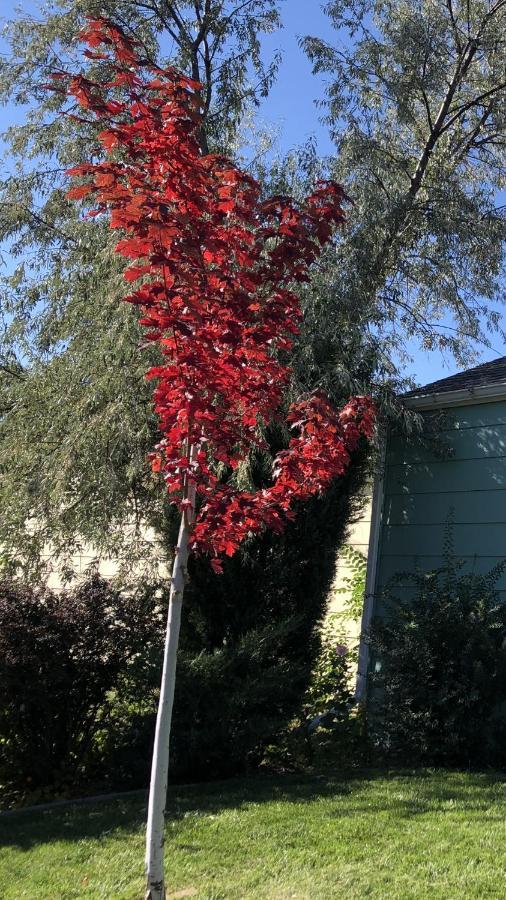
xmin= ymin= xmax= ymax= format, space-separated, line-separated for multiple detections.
xmin=405 ymin=380 xmax=506 ymax=410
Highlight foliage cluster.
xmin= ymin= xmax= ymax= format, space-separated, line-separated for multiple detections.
xmin=0 ymin=572 xmax=306 ymax=802
xmin=368 ymin=550 xmax=506 ymax=767
xmin=98 ymin=471 xmax=372 ymax=787
xmin=263 ymin=599 xmax=369 ymax=776
xmin=93 ymin=613 xmax=311 ymax=786
xmin=0 ymin=449 xmax=369 ymax=808
xmin=334 ymin=543 xmax=368 ymax=622
xmin=0 ymin=576 xmax=161 ymax=806
xmin=304 ymin=0 xmax=506 ymax=368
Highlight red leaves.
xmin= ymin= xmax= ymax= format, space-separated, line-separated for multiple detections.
xmin=94 ymin=172 xmax=117 ymax=188
xmin=191 ymin=393 xmax=376 ymax=561
xmin=79 ymin=16 xmax=140 ymax=66
xmin=123 ymin=264 xmax=152 ymax=282
xmin=98 ymin=129 xmax=120 ymax=151
xmin=66 ymin=183 xmax=94 ymax=200
xmin=60 ymin=16 xmax=376 ymax=570
xmin=150 ymin=454 xmax=163 ymax=473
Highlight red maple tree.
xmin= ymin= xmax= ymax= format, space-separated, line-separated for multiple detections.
xmin=55 ymin=17 xmax=375 ymax=897
xmin=58 ymin=17 xmax=375 ymax=570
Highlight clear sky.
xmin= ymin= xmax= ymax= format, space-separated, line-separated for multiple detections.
xmin=1 ymin=0 xmax=504 ymax=387
xmin=257 ymin=1 xmax=335 ymax=158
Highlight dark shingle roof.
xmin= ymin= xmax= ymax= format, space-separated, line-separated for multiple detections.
xmin=405 ymin=356 xmax=506 ymax=398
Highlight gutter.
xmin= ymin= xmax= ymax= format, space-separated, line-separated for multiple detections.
xmin=405 ymin=380 xmax=506 ymax=410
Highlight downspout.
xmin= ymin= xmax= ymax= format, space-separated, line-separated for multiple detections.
xmin=355 ymin=433 xmax=387 ymax=702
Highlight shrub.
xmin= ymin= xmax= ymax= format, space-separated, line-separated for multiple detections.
xmin=303 ymin=616 xmax=368 ymax=771
xmin=0 ymin=576 xmax=160 ymax=804
xmin=94 ymin=614 xmax=310 ymax=784
xmin=304 ymin=614 xmax=355 ymax=720
xmin=99 ymin=610 xmax=368 ymax=786
xmin=172 ymin=617 xmax=308 ymax=779
xmin=262 ymin=615 xmax=369 ymax=773
xmin=1 ymin=459 xmax=371 ymax=803
xmin=368 ymin=550 xmax=506 ymax=767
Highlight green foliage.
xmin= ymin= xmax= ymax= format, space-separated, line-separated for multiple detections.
xmin=99 ymin=460 xmax=371 ymax=785
xmin=0 ymin=461 xmax=371 ymax=803
xmin=262 ymin=610 xmax=369 ymax=774
xmin=303 ymin=0 xmax=506 ymax=368
xmin=302 ymin=613 xmax=369 ymax=771
xmin=171 ymin=618 xmax=309 ymax=779
xmin=334 ymin=544 xmax=367 ymax=622
xmin=303 ymin=614 xmax=355 ymax=719
xmin=0 ymin=577 xmax=161 ymax=806
xmin=94 ymin=616 xmax=314 ymax=788
xmin=368 ymin=546 xmax=506 ymax=767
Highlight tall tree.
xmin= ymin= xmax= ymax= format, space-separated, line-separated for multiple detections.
xmin=0 ymin=0 xmax=281 ymax=577
xmin=60 ymin=18 xmax=374 ymax=895
xmin=302 ymin=0 xmax=506 ymax=375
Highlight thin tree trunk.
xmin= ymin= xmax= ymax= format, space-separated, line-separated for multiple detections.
xmin=145 ymin=454 xmax=196 ymax=900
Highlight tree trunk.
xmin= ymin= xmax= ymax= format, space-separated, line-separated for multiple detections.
xmin=144 ymin=501 xmax=193 ymax=900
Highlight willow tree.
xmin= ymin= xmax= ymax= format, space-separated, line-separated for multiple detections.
xmin=302 ymin=0 xmax=506 ymax=377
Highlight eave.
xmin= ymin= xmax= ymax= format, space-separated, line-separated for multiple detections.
xmin=404 ymin=380 xmax=506 ymax=410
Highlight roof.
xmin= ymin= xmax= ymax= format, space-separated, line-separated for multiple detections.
xmin=404 ymin=356 xmax=506 ymax=400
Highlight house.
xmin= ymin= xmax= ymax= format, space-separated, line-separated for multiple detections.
xmin=357 ymin=356 xmax=506 ymax=698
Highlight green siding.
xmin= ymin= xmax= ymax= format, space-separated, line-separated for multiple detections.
xmin=385 ymin=457 xmax=506 ymax=495
xmin=382 ymin=523 xmax=506 ymax=557
xmin=375 ymin=399 xmax=506 ymax=598
xmin=378 ymin=554 xmax=506 ymax=585
xmin=440 ymin=406 xmax=506 ymax=429
xmin=387 ymin=422 xmax=506 ymax=465
xmin=384 ymin=490 xmax=506 ymax=525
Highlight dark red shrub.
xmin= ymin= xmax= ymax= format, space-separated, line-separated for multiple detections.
xmin=0 ymin=576 xmax=159 ymax=802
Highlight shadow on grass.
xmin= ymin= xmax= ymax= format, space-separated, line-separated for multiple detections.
xmin=1 ymin=770 xmax=505 ymax=852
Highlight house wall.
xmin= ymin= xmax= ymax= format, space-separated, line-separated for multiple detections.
xmin=41 ymin=525 xmax=168 ymax=590
xmin=374 ymin=398 xmax=506 ymax=604
xmin=39 ymin=504 xmax=372 ymax=655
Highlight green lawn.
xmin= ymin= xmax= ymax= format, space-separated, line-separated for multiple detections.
xmin=1 ymin=771 xmax=505 ymax=899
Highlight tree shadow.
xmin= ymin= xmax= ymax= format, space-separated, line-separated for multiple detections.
xmin=2 ymin=769 xmax=505 ymax=852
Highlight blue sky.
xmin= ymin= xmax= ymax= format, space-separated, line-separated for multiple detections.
xmin=1 ymin=0 xmax=504 ymax=387
xmin=257 ymin=2 xmax=334 ymax=158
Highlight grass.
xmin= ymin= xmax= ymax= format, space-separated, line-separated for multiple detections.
xmin=1 ymin=771 xmax=506 ymax=898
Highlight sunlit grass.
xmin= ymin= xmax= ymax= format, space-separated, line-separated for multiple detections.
xmin=1 ymin=771 xmax=505 ymax=898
